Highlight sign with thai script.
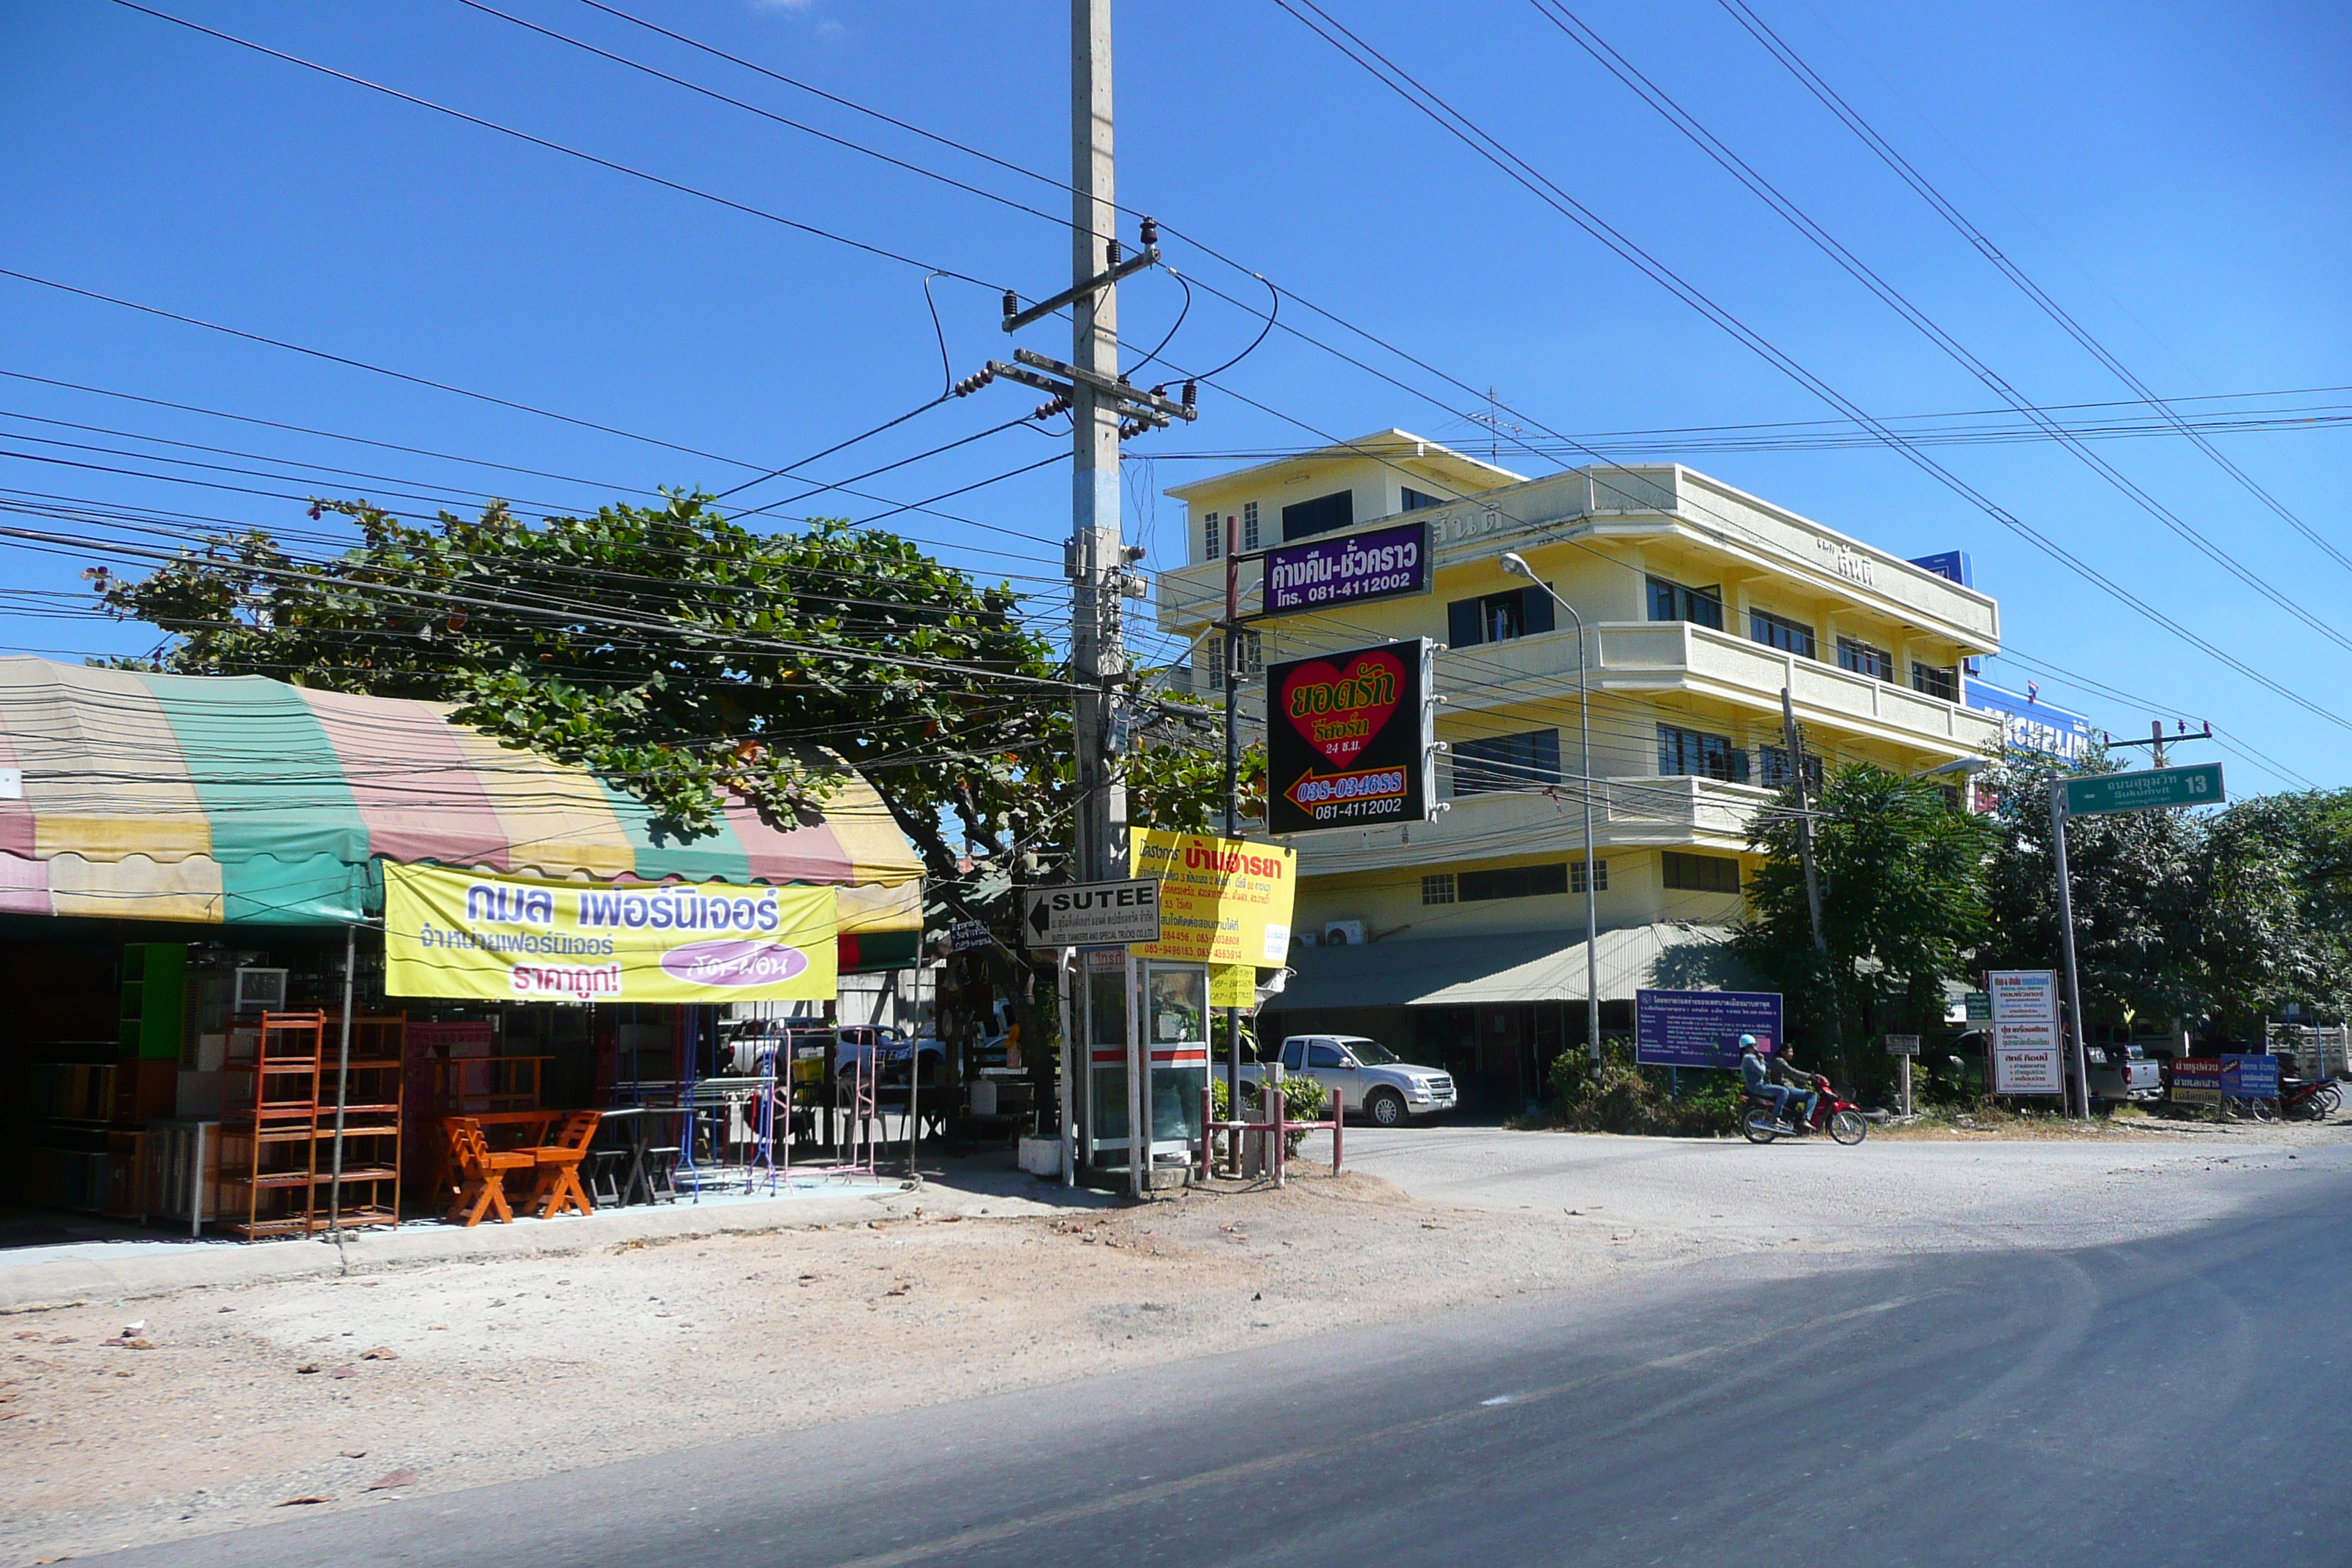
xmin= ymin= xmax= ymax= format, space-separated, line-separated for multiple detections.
xmin=1987 ymin=968 xmax=2064 ymax=1095
xmin=2063 ymin=764 xmax=2225 ymax=817
xmin=1635 ymin=989 xmax=1782 ymax=1071
xmin=1128 ymin=829 xmax=1296 ymax=966
xmin=1264 ymin=638 xmax=1434 ymax=835
xmin=2220 ymin=1053 xmax=2280 ymax=1099
xmin=2169 ymin=1058 xmax=2223 ymax=1106
xmin=384 ymin=863 xmax=837 ymax=1003
xmin=1020 ymin=878 xmax=1162 ymax=948
xmin=1262 ymin=519 xmax=1429 ymax=614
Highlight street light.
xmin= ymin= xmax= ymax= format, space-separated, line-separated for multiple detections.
xmin=1499 ymin=551 xmax=1602 ymax=1064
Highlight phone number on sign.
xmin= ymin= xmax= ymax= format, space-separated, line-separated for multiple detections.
xmin=1292 ymin=768 xmax=1407 ymax=805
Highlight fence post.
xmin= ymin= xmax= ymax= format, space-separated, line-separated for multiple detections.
xmin=1330 ymin=1087 xmax=1343 ymax=1175
xmin=1199 ymin=1083 xmax=1213 ymax=1181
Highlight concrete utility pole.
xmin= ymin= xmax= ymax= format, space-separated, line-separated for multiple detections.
xmin=1221 ymin=512 xmax=1244 ymax=1147
xmin=1070 ymin=0 xmax=1126 ymax=889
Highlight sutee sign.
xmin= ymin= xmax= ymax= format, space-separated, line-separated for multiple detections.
xmin=1020 ymin=878 xmax=1162 ymax=948
xmin=1262 ymin=519 xmax=1430 ymax=614
xmin=1264 ymin=638 xmax=1434 ymax=835
xmin=385 ymin=864 xmax=837 ymax=1003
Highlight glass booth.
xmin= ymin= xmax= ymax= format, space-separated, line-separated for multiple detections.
xmin=1077 ymin=948 xmax=1208 ymax=1169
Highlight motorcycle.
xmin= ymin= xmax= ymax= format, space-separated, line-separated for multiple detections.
xmin=2280 ymin=1077 xmax=2341 ymax=1123
xmin=1741 ymin=1079 xmax=1869 ymax=1145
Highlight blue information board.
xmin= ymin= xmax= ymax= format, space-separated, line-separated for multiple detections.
xmin=1635 ymin=990 xmax=1784 ymax=1071
xmin=2220 ymin=1054 xmax=2280 ymax=1098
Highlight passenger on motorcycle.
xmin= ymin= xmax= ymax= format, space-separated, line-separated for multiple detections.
xmin=1738 ymin=1035 xmax=1810 ymax=1132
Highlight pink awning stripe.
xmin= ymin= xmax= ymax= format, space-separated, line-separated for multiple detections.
xmin=296 ymin=687 xmax=513 ymax=870
xmin=723 ymin=796 xmax=853 ymax=885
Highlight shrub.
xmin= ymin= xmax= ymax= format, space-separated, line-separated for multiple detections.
xmin=1542 ymin=1045 xmax=1738 ymax=1137
xmin=1212 ymin=1072 xmax=1330 ymax=1156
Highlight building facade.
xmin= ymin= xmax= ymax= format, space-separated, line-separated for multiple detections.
xmin=1158 ymin=432 xmax=2003 ymax=1108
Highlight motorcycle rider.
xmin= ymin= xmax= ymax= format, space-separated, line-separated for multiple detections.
xmin=1738 ymin=1035 xmax=1806 ymax=1131
xmin=1771 ymin=1045 xmax=1827 ymax=1133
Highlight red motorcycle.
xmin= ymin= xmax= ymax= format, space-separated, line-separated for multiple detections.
xmin=1741 ymin=1077 xmax=1869 ymax=1145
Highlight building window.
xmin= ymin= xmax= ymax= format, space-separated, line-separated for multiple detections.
xmin=1281 ymin=489 xmax=1354 ymax=542
xmin=1757 ymin=745 xmax=1823 ymax=794
xmin=1453 ymin=728 xmax=1561 ymax=796
xmin=1911 ymin=662 xmax=1957 ymax=701
xmin=1648 ymin=576 xmax=1725 ymax=631
xmin=1837 ymin=637 xmax=1894 ymax=682
xmin=1459 ymin=863 xmax=1569 ymax=902
xmin=1420 ymin=872 xmax=1457 ymax=905
xmin=1748 ymin=608 xmax=1816 ymax=660
xmin=1447 ymin=585 xmax=1556 ymax=649
xmin=1242 ymin=500 xmax=1261 ymax=552
xmin=1202 ymin=511 xmax=1223 ymax=560
xmin=1401 ymin=486 xmax=1444 ymax=512
xmin=1569 ymin=858 xmax=1608 ymax=894
xmin=1662 ymin=851 xmax=1741 ymax=894
xmin=1205 ymin=630 xmax=1262 ymax=691
xmin=1656 ymin=724 xmax=1748 ymax=784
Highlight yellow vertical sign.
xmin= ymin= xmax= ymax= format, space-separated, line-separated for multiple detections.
xmin=1127 ymin=829 xmax=1297 ymax=967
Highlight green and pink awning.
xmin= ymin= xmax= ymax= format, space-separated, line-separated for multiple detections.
xmin=0 ymin=657 xmax=923 ymax=943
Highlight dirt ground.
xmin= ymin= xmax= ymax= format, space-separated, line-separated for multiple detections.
xmin=6 ymin=1113 xmax=2348 ymax=1565
xmin=0 ymin=1169 xmax=1714 ymax=1564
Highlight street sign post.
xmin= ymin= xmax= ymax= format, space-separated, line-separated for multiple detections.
xmin=2051 ymin=761 xmax=2225 ymax=1117
xmin=1020 ymin=879 xmax=1162 ymax=948
xmin=1885 ymin=1033 xmax=1921 ymax=1117
xmin=2063 ymin=763 xmax=2225 ymax=817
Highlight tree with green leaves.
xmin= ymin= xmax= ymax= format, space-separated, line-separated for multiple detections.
xmin=1742 ymin=762 xmax=1996 ymax=1079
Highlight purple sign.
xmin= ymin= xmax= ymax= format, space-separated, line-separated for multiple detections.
xmin=1264 ymin=519 xmax=1429 ymax=614
xmin=659 ymin=939 xmax=811 ymax=988
xmin=1635 ymin=989 xmax=1784 ymax=1071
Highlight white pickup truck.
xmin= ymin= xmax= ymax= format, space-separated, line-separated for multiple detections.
xmin=1247 ymin=1033 xmax=1457 ymax=1127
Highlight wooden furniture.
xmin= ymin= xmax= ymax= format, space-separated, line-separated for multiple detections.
xmin=443 ymin=1118 xmax=534 ymax=1226
xmin=525 ymin=1110 xmax=601 ymax=1219
xmin=429 ymin=1054 xmax=551 ymax=1116
xmin=219 ymin=1012 xmax=406 ymax=1240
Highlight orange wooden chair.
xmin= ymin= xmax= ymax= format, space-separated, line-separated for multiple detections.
xmin=527 ymin=1110 xmax=602 ymax=1219
xmin=445 ymin=1119 xmax=532 ymax=1227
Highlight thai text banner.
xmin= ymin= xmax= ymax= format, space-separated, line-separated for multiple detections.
xmin=384 ymin=863 xmax=837 ymax=1003
xmin=1128 ymin=829 xmax=1296 ymax=967
xmin=1263 ymin=519 xmax=1429 ymax=614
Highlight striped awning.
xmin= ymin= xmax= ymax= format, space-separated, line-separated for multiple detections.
xmin=0 ymin=657 xmax=924 ymax=930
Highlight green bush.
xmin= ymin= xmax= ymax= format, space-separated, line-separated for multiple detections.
xmin=1542 ymin=1044 xmax=1739 ymax=1137
xmin=1212 ymin=1072 xmax=1330 ymax=1156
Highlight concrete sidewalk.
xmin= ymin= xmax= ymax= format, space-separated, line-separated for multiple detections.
xmin=0 ymin=1158 xmax=1108 ymax=1313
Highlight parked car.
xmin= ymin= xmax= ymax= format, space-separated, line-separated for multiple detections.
xmin=2085 ymin=1042 xmax=2163 ymax=1103
xmin=1245 ymin=1034 xmax=1456 ymax=1127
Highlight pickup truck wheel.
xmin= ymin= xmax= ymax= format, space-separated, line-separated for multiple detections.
xmin=1365 ymin=1088 xmax=1407 ymax=1127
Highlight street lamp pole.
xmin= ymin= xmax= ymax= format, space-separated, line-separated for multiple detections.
xmin=1501 ymin=553 xmax=1601 ymax=1063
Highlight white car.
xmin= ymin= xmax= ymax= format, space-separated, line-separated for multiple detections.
xmin=1267 ymin=1033 xmax=1457 ymax=1127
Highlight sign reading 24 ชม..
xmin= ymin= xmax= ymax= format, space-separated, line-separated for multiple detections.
xmin=1264 ymin=638 xmax=1433 ymax=835
xmin=384 ymin=863 xmax=837 ymax=1003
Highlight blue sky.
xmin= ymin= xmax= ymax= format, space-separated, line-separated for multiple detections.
xmin=4 ymin=0 xmax=2348 ymax=790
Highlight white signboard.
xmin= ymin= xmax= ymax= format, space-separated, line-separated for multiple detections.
xmin=1021 ymin=879 xmax=1161 ymax=948
xmin=1986 ymin=969 xmax=2063 ymax=1096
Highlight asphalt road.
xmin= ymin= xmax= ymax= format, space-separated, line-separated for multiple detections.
xmin=97 ymin=1160 xmax=2352 ymax=1568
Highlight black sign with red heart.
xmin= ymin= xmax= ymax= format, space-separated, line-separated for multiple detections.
xmin=1264 ymin=638 xmax=1431 ymax=835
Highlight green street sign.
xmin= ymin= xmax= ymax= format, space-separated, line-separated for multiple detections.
xmin=2063 ymin=762 xmax=2225 ymax=817
xmin=1964 ymin=991 xmax=1992 ymax=1022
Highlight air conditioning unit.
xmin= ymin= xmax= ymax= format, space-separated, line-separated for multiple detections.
xmin=1323 ymin=920 xmax=1366 ymax=948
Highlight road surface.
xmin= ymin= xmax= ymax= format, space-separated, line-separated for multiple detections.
xmin=94 ymin=1157 xmax=2352 ymax=1567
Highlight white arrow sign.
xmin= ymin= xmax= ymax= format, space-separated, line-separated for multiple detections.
xmin=1021 ymin=879 xmax=1161 ymax=948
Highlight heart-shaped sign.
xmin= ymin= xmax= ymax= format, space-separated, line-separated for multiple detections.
xmin=1281 ymin=649 xmax=1406 ymax=767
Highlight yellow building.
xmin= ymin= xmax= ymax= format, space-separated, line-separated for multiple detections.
xmin=1158 ymin=431 xmax=2001 ymax=1108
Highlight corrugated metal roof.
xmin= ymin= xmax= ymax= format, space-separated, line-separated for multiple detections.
xmin=1277 ymin=922 xmax=1756 ymax=1009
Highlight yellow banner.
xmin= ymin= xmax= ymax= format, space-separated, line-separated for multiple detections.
xmin=1210 ymin=964 xmax=1259 ymax=1009
xmin=1128 ymin=829 xmax=1297 ymax=967
xmin=385 ymin=864 xmax=838 ymax=1003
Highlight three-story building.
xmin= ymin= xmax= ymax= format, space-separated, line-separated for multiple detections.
xmin=1158 ymin=431 xmax=2002 ymax=1108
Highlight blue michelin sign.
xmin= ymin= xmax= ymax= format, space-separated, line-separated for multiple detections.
xmin=1263 ymin=519 xmax=1430 ymax=614
xmin=1635 ymin=989 xmax=1784 ymax=1071
xmin=1965 ymin=678 xmax=2095 ymax=764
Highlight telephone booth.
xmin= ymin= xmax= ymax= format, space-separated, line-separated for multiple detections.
xmin=1076 ymin=948 xmax=1209 ymax=1173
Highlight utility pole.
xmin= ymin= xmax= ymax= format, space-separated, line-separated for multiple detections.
xmin=1221 ymin=512 xmax=1243 ymax=1158
xmin=2049 ymin=780 xmax=2092 ymax=1120
xmin=1070 ymin=0 xmax=1124 ymax=889
xmin=1780 ymin=687 xmax=1837 ymax=1055
xmin=2106 ymin=718 xmax=2210 ymax=774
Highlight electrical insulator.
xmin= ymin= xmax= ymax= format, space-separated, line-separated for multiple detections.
xmin=1181 ymin=381 xmax=1197 ymax=408
xmin=951 ymin=365 xmax=996 ymax=398
xmin=1139 ymin=216 xmax=1158 ymax=247
xmin=1000 ymin=290 xmax=1018 ymax=318
xmin=1033 ymin=394 xmax=1071 ymax=421
xmin=1106 ymin=239 xmax=1122 ymax=268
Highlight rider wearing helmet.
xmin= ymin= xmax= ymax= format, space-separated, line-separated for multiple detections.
xmin=1738 ymin=1034 xmax=1805 ymax=1131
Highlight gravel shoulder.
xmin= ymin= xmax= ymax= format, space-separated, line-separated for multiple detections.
xmin=7 ymin=1120 xmax=2350 ymax=1566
